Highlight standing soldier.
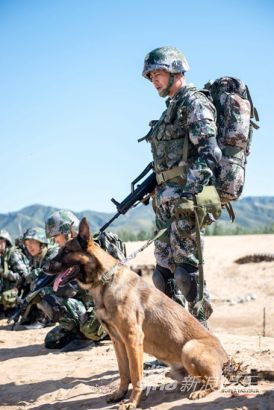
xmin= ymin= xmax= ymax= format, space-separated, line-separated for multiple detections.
xmin=0 ymin=229 xmax=29 ymax=317
xmin=141 ymin=46 xmax=222 ymax=326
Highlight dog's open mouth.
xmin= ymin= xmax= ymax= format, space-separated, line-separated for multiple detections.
xmin=53 ymin=266 xmax=80 ymax=291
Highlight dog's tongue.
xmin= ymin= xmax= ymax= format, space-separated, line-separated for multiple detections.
xmin=53 ymin=268 xmax=73 ymax=292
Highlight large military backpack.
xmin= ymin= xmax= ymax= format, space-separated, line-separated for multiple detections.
xmin=204 ymin=76 xmax=259 ymax=203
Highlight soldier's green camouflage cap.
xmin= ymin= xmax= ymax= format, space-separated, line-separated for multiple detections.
xmin=23 ymin=227 xmax=48 ymax=244
xmin=45 ymin=210 xmax=80 ymax=238
xmin=142 ymin=46 xmax=190 ymax=79
xmin=0 ymin=229 xmax=13 ymax=246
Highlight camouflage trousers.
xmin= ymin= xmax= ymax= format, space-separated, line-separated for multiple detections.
xmin=154 ymin=196 xmax=213 ymax=322
xmin=154 ymin=198 xmax=201 ymax=271
xmin=41 ymin=290 xmax=106 ymax=348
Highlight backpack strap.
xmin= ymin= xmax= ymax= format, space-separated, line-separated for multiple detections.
xmin=3 ymin=247 xmax=12 ymax=274
xmin=224 ymin=201 xmax=235 ymax=223
xmin=193 ymin=206 xmax=204 ymax=301
xmin=245 ymin=85 xmax=260 ymax=123
xmin=250 ymin=119 xmax=260 ymax=130
xmin=182 ymin=130 xmax=189 ymax=163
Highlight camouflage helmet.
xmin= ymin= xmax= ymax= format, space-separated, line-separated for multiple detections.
xmin=142 ymin=46 xmax=190 ymax=79
xmin=45 ymin=210 xmax=79 ymax=238
xmin=23 ymin=227 xmax=48 ymax=244
xmin=0 ymin=229 xmax=13 ymax=246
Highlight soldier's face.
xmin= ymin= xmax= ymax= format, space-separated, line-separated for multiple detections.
xmin=0 ymin=239 xmax=6 ymax=254
xmin=149 ymin=70 xmax=170 ymax=96
xmin=24 ymin=239 xmax=42 ymax=257
xmin=53 ymin=233 xmax=67 ymax=246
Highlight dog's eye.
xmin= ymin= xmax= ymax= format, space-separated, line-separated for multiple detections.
xmin=61 ymin=247 xmax=70 ymax=256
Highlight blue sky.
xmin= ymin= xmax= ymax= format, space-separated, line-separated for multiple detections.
xmin=0 ymin=0 xmax=273 ymax=214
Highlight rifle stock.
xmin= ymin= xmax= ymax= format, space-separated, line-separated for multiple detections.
xmin=8 ymin=274 xmax=55 ymax=329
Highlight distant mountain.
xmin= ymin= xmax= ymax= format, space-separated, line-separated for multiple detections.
xmin=219 ymin=196 xmax=274 ymax=229
xmin=0 ymin=196 xmax=274 ymax=240
xmin=0 ymin=203 xmax=155 ymax=239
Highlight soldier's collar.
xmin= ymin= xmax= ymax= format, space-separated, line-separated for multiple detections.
xmin=165 ymin=83 xmax=197 ymax=107
xmin=165 ymin=85 xmax=189 ymax=107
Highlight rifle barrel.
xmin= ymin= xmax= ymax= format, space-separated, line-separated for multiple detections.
xmin=99 ymin=212 xmax=120 ymax=233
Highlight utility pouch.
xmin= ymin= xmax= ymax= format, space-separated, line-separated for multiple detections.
xmin=195 ymin=185 xmax=222 ymax=227
xmin=80 ymin=307 xmax=107 ymax=341
xmin=174 ymin=198 xmax=194 ymax=219
xmin=2 ymin=288 xmax=18 ymax=309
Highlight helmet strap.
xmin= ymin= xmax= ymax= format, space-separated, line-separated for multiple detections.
xmin=159 ymin=73 xmax=175 ymax=97
xmin=64 ymin=232 xmax=71 ymax=241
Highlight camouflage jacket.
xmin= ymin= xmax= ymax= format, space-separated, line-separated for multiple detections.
xmin=146 ymin=84 xmax=219 ymax=203
xmin=26 ymin=245 xmax=59 ymax=284
xmin=0 ymin=246 xmax=29 ymax=291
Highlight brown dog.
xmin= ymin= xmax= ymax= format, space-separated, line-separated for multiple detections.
xmin=48 ymin=218 xmax=228 ymax=409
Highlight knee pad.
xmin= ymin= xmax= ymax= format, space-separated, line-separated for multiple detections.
xmin=152 ymin=264 xmax=173 ymax=297
xmin=152 ymin=264 xmax=172 ymax=291
xmin=174 ymin=264 xmax=198 ymax=302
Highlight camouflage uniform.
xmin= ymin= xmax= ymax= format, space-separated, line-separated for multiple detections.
xmin=0 ymin=230 xmax=29 ymax=312
xmin=16 ymin=227 xmax=59 ymax=325
xmin=142 ymin=47 xmax=222 ymax=323
xmin=23 ymin=227 xmax=59 ymax=284
xmin=44 ymin=210 xmax=106 ymax=349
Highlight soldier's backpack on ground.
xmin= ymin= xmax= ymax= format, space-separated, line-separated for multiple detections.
xmin=204 ymin=76 xmax=259 ymax=203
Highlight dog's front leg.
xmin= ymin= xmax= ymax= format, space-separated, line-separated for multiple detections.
xmin=107 ymin=336 xmax=130 ymax=403
xmin=119 ymin=324 xmax=144 ymax=409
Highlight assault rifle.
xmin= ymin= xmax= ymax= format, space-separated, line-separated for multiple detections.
xmin=8 ymin=274 xmax=55 ymax=330
xmin=100 ymin=162 xmax=157 ymax=232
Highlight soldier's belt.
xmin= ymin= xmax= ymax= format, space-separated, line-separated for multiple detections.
xmin=156 ymin=166 xmax=186 ymax=185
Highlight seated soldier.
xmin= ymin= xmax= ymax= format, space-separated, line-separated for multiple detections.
xmin=23 ymin=227 xmax=58 ymax=283
xmin=21 ymin=227 xmax=59 ymax=328
xmin=44 ymin=210 xmax=106 ymax=352
xmin=0 ymin=229 xmax=29 ymax=318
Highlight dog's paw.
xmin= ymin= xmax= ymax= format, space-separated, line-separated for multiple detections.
xmin=106 ymin=389 xmax=128 ymax=403
xmin=189 ymin=388 xmax=212 ymax=400
xmin=118 ymin=400 xmax=137 ymax=410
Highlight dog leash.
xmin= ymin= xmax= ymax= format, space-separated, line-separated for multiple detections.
xmin=100 ymin=228 xmax=167 ymax=284
xmin=100 ymin=222 xmax=206 ymax=319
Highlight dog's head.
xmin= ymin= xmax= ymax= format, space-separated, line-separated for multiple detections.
xmin=47 ymin=217 xmax=104 ymax=291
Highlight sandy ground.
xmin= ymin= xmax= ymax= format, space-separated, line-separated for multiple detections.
xmin=1 ymin=235 xmax=274 ymax=410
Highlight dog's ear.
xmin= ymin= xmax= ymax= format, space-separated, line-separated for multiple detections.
xmin=77 ymin=217 xmax=92 ymax=249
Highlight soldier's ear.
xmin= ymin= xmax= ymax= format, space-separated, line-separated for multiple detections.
xmin=77 ymin=218 xmax=92 ymax=249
